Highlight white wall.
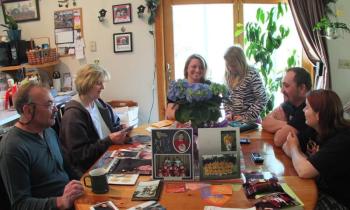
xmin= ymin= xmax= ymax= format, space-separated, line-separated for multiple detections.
xmin=328 ymin=0 xmax=350 ymax=104
xmin=0 ymin=0 xmax=159 ymax=124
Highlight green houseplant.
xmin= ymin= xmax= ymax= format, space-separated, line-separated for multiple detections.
xmin=313 ymin=0 xmax=350 ymax=39
xmin=236 ymin=3 xmax=296 ymax=117
xmin=1 ymin=15 xmax=21 ymax=41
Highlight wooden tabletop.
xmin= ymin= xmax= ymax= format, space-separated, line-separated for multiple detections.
xmin=75 ymin=126 xmax=317 ymax=210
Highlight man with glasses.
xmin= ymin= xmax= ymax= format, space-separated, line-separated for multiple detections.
xmin=0 ymin=82 xmax=84 ymax=210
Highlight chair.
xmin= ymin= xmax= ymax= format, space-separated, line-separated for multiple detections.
xmin=107 ymin=100 xmax=138 ymax=108
xmin=52 ymin=103 xmax=65 ymax=136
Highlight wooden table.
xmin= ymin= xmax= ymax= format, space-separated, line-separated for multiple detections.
xmin=75 ymin=126 xmax=317 ymax=210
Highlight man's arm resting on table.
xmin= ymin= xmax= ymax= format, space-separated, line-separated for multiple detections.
xmin=274 ymin=125 xmax=297 ymax=147
xmin=262 ymin=106 xmax=287 ymax=133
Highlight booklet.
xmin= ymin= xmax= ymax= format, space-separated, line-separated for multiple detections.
xmin=132 ymin=180 xmax=163 ymax=201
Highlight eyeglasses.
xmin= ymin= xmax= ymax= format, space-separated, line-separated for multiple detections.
xmin=29 ymin=101 xmax=56 ymax=109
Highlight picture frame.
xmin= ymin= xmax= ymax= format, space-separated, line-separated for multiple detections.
xmin=113 ymin=32 xmax=133 ymax=53
xmin=1 ymin=0 xmax=40 ymax=23
xmin=152 ymin=128 xmax=194 ymax=181
xmin=112 ymin=3 xmax=132 ymax=24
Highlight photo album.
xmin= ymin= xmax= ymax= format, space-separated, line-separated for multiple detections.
xmin=151 ymin=128 xmax=194 ymax=180
xmin=197 ymin=127 xmax=241 ymax=180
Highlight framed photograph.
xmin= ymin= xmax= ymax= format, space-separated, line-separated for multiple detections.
xmin=113 ymin=32 xmax=133 ymax=53
xmin=1 ymin=0 xmax=40 ymax=23
xmin=112 ymin=3 xmax=132 ymax=24
xmin=152 ymin=128 xmax=194 ymax=180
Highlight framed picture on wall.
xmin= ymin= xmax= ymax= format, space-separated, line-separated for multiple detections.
xmin=113 ymin=32 xmax=133 ymax=53
xmin=112 ymin=3 xmax=132 ymax=24
xmin=1 ymin=0 xmax=40 ymax=23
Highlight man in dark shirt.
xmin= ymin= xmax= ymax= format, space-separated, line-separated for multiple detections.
xmin=262 ymin=67 xmax=312 ymax=149
xmin=0 ymin=82 xmax=84 ymax=210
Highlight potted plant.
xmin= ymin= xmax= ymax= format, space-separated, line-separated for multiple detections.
xmin=235 ymin=3 xmax=297 ymax=117
xmin=313 ymin=17 xmax=350 ymax=39
xmin=313 ymin=0 xmax=350 ymax=39
xmin=1 ymin=15 xmax=21 ymax=41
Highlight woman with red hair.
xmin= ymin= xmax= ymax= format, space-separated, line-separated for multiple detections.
xmin=283 ymin=89 xmax=350 ymax=209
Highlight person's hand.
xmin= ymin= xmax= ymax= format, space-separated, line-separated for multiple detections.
xmin=109 ymin=131 xmax=127 ymax=144
xmin=272 ymin=106 xmax=287 ymax=121
xmin=283 ymin=131 xmax=300 ymax=157
xmin=226 ymin=113 xmax=243 ymax=121
xmin=56 ymin=180 xmax=84 ymax=210
xmin=165 ymin=103 xmax=179 ymax=120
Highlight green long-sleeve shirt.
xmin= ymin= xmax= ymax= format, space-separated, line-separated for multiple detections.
xmin=0 ymin=127 xmax=69 ymax=210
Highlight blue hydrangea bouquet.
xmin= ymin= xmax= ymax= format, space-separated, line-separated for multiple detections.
xmin=168 ymin=79 xmax=228 ymax=128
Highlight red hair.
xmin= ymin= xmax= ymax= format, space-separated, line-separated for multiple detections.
xmin=307 ymin=89 xmax=350 ymax=140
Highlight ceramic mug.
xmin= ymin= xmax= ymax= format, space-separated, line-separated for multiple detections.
xmin=83 ymin=168 xmax=109 ymax=194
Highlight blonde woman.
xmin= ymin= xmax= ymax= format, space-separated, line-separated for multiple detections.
xmin=60 ymin=64 xmax=128 ymax=176
xmin=224 ymin=46 xmax=267 ymax=122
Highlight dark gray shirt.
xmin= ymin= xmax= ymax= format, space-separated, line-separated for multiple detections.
xmin=0 ymin=127 xmax=69 ymax=210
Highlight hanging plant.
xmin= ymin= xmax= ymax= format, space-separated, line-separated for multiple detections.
xmin=146 ymin=0 xmax=159 ymax=25
xmin=313 ymin=0 xmax=350 ymax=39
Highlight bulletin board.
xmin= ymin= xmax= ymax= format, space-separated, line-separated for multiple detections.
xmin=54 ymin=8 xmax=84 ymax=58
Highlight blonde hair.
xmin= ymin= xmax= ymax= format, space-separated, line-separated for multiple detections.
xmin=224 ymin=46 xmax=248 ymax=88
xmin=75 ymin=64 xmax=111 ymax=95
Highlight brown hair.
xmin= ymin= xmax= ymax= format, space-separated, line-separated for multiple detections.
xmin=75 ymin=64 xmax=111 ymax=95
xmin=286 ymin=67 xmax=312 ymax=91
xmin=307 ymin=89 xmax=350 ymax=140
xmin=183 ymin=54 xmax=207 ymax=82
xmin=14 ymin=81 xmax=42 ymax=114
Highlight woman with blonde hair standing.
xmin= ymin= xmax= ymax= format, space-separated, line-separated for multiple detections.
xmin=223 ymin=46 xmax=267 ymax=122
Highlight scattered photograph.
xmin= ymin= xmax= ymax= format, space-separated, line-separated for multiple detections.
xmin=112 ymin=159 xmax=152 ymax=175
xmin=154 ymin=154 xmax=191 ymax=179
xmin=107 ymin=173 xmax=139 ymax=185
xmin=90 ymin=200 xmax=118 ymax=210
xmin=221 ymin=130 xmax=237 ymax=152
xmin=132 ymin=180 xmax=162 ymax=201
xmin=110 ymin=150 xmax=140 ymax=159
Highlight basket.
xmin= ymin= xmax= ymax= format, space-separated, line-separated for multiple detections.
xmin=26 ymin=37 xmax=58 ymax=65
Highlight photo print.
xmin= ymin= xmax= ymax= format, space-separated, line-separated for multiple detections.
xmin=173 ymin=130 xmax=191 ymax=153
xmin=154 ymin=154 xmax=192 ymax=179
xmin=221 ymin=130 xmax=237 ymax=152
xmin=201 ymin=154 xmax=240 ymax=180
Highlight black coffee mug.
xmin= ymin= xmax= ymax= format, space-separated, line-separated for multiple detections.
xmin=83 ymin=168 xmax=109 ymax=194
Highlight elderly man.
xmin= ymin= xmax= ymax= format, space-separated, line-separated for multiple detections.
xmin=0 ymin=82 xmax=84 ymax=210
xmin=262 ymin=67 xmax=312 ymax=149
